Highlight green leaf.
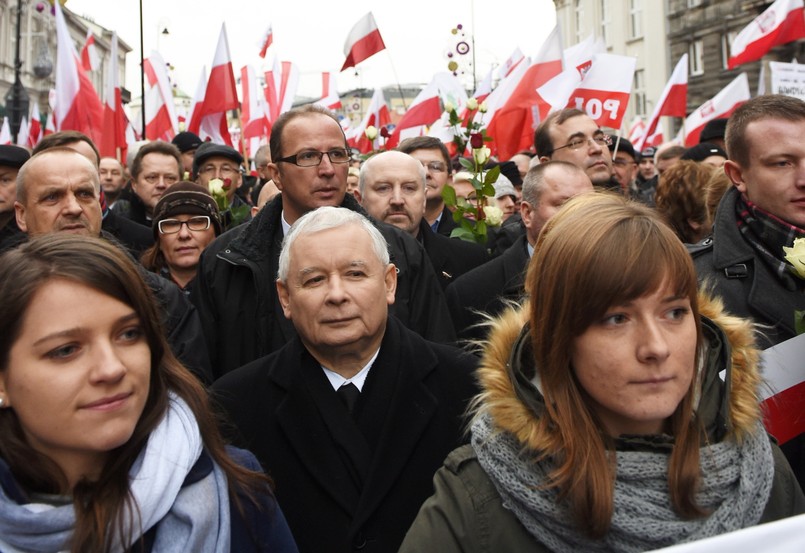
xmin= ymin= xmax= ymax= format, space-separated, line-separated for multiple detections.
xmin=459 ymin=157 xmax=475 ymax=170
xmin=442 ymin=184 xmax=457 ymax=206
xmin=796 ymin=310 xmax=805 ymax=335
xmin=483 ymin=135 xmax=493 ymax=142
xmin=484 ymin=165 xmax=501 ymax=185
xmin=450 ymin=227 xmax=475 ymax=242
xmin=452 ymin=208 xmax=464 ymax=223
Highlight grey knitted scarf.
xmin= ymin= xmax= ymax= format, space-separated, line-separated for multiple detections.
xmin=472 ymin=412 xmax=774 ymax=552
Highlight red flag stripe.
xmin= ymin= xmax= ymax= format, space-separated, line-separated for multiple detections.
xmin=762 ymin=379 xmax=805 ymax=444
xmin=341 ymin=29 xmax=386 ymax=71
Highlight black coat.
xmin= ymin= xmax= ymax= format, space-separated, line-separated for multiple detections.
xmin=434 ymin=205 xmax=458 ymax=237
xmin=691 ymin=185 xmax=805 ymax=491
xmin=212 ymin=316 xmax=479 ymax=553
xmin=192 ymin=193 xmax=456 ymax=379
xmin=102 ymin=208 xmax=154 ymax=258
xmin=446 ymin=235 xmax=530 ymax=342
xmin=418 ymin=219 xmax=488 ymax=291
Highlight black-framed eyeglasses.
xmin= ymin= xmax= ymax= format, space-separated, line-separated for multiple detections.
xmin=552 ymin=134 xmax=612 ymax=154
xmin=420 ymin=161 xmax=447 ymax=173
xmin=276 ymin=148 xmax=351 ymax=167
xmin=158 ymin=216 xmax=211 ymax=234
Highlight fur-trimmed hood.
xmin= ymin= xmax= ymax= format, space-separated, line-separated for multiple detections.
xmin=474 ymin=292 xmax=763 ymax=448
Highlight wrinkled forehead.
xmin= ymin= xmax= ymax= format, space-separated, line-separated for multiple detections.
xmin=550 ymin=115 xmax=601 ymax=144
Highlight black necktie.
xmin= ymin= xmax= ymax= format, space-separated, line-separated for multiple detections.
xmin=337 ymin=382 xmax=360 ymax=414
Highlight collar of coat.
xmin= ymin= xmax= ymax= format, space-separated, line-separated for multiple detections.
xmin=472 ymin=292 xmax=763 ymax=448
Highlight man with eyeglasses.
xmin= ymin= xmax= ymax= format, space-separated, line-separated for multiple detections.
xmin=193 ymin=143 xmax=251 ymax=229
xmin=397 ymin=136 xmax=458 ymax=237
xmin=607 ymin=135 xmax=638 ymax=195
xmin=114 ymin=141 xmax=183 ymax=227
xmin=194 ymin=104 xmax=456 ymax=379
xmin=534 ymin=108 xmax=617 ymax=190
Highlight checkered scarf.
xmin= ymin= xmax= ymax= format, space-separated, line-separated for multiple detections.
xmin=735 ymin=193 xmax=805 ymax=289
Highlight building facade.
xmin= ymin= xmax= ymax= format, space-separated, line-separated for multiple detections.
xmin=0 ymin=0 xmax=130 ymax=137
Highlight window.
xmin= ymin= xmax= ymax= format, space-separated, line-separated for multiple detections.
xmin=690 ymin=40 xmax=704 ymax=76
xmin=600 ymin=0 xmax=611 ymax=47
xmin=574 ymin=0 xmax=585 ymax=44
xmin=721 ymin=31 xmax=738 ymax=69
xmin=629 ymin=0 xmax=643 ymax=40
xmin=687 ymin=0 xmax=703 ymax=7
xmin=633 ymin=69 xmax=647 ymax=117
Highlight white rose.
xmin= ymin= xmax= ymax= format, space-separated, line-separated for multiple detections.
xmin=444 ymin=100 xmax=456 ymax=114
xmin=208 ymin=178 xmax=225 ymax=197
xmin=483 ymin=205 xmax=503 ymax=227
xmin=473 ymin=146 xmax=491 ymax=166
xmin=478 ymin=101 xmax=488 ymax=113
xmin=365 ymin=125 xmax=378 ymax=141
xmin=783 ymin=237 xmax=805 ymax=279
xmin=466 ymin=97 xmax=478 ymax=111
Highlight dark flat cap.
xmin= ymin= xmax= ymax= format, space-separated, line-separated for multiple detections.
xmin=699 ymin=118 xmax=728 ymax=143
xmin=171 ymin=131 xmax=203 ymax=153
xmin=0 ymin=145 xmax=30 ymax=168
xmin=192 ymin=142 xmax=243 ymax=177
xmin=608 ymin=135 xmax=636 ymax=160
xmin=681 ymin=142 xmax=727 ymax=163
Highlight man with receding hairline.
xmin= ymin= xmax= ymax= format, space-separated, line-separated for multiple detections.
xmin=194 ymin=104 xmax=455 ymax=378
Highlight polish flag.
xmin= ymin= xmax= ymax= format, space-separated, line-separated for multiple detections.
xmin=499 ymin=47 xmax=525 ymax=78
xmin=264 ymin=59 xmax=299 ymax=123
xmin=682 ymin=73 xmax=749 ymax=146
xmin=44 ymin=111 xmax=55 ymax=137
xmin=80 ymin=29 xmax=100 ymax=72
xmin=728 ymin=0 xmax=805 ymax=69
xmin=100 ymin=33 xmax=128 ymax=161
xmin=475 ymin=55 xmax=531 ymax=130
xmin=16 ymin=116 xmax=29 ymax=148
xmin=563 ymin=34 xmax=607 ymax=77
xmin=188 ymin=24 xmax=238 ymax=146
xmin=627 ymin=117 xmax=645 ymax=144
xmin=28 ymin=101 xmax=42 ymax=148
xmin=258 ymin=24 xmax=273 ymax=59
xmin=347 ymin=88 xmax=390 ymax=153
xmin=240 ymin=65 xmax=270 ymax=140
xmin=635 ymin=54 xmax=688 ymax=151
xmin=472 ymin=66 xmax=494 ymax=104
xmin=315 ymin=72 xmax=342 ymax=110
xmin=486 ymin=25 xmax=564 ymax=161
xmin=142 ymin=50 xmax=179 ymax=141
xmin=53 ymin=1 xmax=103 ymax=144
xmin=341 ymin=12 xmax=386 ymax=71
xmin=0 ymin=118 xmax=11 ymax=145
xmin=759 ymin=333 xmax=805 ymax=445
xmin=187 ymin=67 xmax=207 ymax=137
xmin=386 ymin=73 xmax=463 ymax=149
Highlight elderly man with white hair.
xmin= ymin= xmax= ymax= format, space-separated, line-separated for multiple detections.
xmin=213 ymin=206 xmax=478 ymax=553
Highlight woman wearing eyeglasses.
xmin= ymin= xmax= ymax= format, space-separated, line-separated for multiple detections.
xmin=141 ymin=182 xmax=221 ymax=295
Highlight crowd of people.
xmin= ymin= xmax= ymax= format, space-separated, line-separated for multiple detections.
xmin=0 ymin=93 xmax=804 ymax=552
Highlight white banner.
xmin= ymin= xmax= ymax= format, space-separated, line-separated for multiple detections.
xmin=770 ymin=61 xmax=805 ymax=100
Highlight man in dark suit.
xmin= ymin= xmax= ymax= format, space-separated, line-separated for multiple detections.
xmin=213 ymin=206 xmax=478 ymax=553
xmin=447 ymin=161 xmax=592 ymax=341
xmin=359 ymin=150 xmax=488 ymax=290
xmin=398 ymin=136 xmax=458 ymax=237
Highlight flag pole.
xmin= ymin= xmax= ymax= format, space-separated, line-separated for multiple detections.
xmin=235 ymin=108 xmax=249 ymax=168
xmin=139 ymin=0 xmax=146 ymax=139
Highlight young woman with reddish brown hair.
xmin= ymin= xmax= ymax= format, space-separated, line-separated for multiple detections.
xmin=400 ymin=192 xmax=804 ymax=552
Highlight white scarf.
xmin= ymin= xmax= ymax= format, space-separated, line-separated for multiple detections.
xmin=0 ymin=394 xmax=231 ymax=553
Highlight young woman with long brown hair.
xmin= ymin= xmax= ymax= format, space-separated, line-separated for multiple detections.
xmin=400 ymin=192 xmax=804 ymax=552
xmin=0 ymin=234 xmax=298 ymax=552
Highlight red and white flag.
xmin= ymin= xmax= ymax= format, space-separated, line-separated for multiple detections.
xmin=347 ymin=87 xmax=390 ymax=153
xmin=682 ymin=73 xmax=750 ymax=146
xmin=537 ymin=53 xmax=636 ymax=131
xmin=385 ymin=81 xmax=442 ymax=149
xmin=499 ymin=47 xmax=525 ymax=78
xmin=53 ymin=1 xmax=103 ymax=144
xmin=100 ymin=33 xmax=128 ymax=161
xmin=188 ymin=23 xmax=238 ymax=146
xmin=472 ymin=66 xmax=494 ymax=104
xmin=627 ymin=117 xmax=646 ymax=145
xmin=16 ymin=116 xmax=29 ymax=148
xmin=80 ymin=29 xmax=100 ymax=72
xmin=341 ymin=12 xmax=386 ymax=71
xmin=759 ymin=333 xmax=805 ymax=445
xmin=563 ymin=34 xmax=606 ymax=77
xmin=187 ymin=67 xmax=207 ymax=137
xmin=728 ymin=0 xmax=805 ymax=69
xmin=635 ymin=54 xmax=688 ymax=151
xmin=258 ymin=24 xmax=273 ymax=59
xmin=315 ymin=72 xmax=342 ymax=110
xmin=240 ymin=65 xmax=270 ymax=142
xmin=28 ymin=101 xmax=42 ymax=148
xmin=142 ymin=50 xmax=179 ymax=141
xmin=486 ymin=25 xmax=564 ymax=161
xmin=264 ymin=59 xmax=299 ymax=123
xmin=0 ymin=117 xmax=11 ymax=145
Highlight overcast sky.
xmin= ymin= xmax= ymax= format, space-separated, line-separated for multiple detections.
xmin=66 ymin=0 xmax=557 ymax=99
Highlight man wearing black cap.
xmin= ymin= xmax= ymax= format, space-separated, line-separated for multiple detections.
xmin=680 ymin=142 xmax=727 ymax=167
xmin=608 ymin=135 xmax=638 ymax=194
xmin=0 ymin=145 xmax=30 ymax=252
xmin=699 ymin=117 xmax=727 ymax=150
xmin=172 ymin=131 xmax=203 ymax=179
xmin=193 ymin=142 xmax=251 ymax=229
